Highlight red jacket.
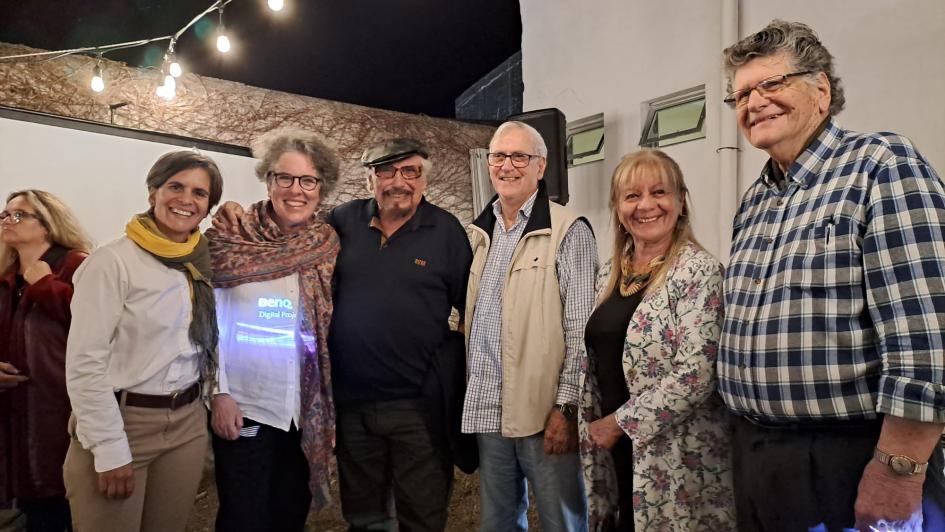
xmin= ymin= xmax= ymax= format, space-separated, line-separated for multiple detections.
xmin=0 ymin=245 xmax=86 ymax=505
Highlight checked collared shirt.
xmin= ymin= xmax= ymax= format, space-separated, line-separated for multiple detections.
xmin=462 ymin=191 xmax=598 ymax=434
xmin=719 ymin=118 xmax=945 ymax=424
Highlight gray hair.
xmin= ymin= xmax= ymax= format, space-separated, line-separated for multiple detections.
xmin=251 ymin=128 xmax=340 ymax=197
xmin=490 ymin=121 xmax=548 ymax=158
xmin=722 ymin=20 xmax=845 ymax=116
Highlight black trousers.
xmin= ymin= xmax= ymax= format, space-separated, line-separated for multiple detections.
xmin=211 ymin=419 xmax=311 ymax=532
xmin=16 ymin=496 xmax=72 ymax=532
xmin=732 ymin=414 xmax=945 ymax=532
xmin=336 ymin=399 xmax=453 ymax=532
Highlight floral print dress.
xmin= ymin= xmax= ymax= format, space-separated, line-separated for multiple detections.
xmin=578 ymin=242 xmax=736 ymax=531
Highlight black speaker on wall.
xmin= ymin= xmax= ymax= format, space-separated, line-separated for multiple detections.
xmin=507 ymin=108 xmax=569 ymax=205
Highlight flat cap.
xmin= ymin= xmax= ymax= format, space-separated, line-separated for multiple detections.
xmin=360 ymin=138 xmax=430 ymax=167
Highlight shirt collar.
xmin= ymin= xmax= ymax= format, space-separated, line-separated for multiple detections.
xmin=491 ymin=189 xmax=539 ymax=225
xmin=761 ymin=117 xmax=839 ymax=191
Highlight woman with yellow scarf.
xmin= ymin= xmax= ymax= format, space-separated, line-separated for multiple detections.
xmin=63 ymin=151 xmax=223 ymax=532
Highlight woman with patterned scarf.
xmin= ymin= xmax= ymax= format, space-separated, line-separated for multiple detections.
xmin=204 ymin=128 xmax=340 ymax=532
xmin=63 ymin=151 xmax=224 ymax=532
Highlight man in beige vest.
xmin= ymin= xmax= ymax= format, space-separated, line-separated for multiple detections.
xmin=462 ymin=121 xmax=597 ymax=532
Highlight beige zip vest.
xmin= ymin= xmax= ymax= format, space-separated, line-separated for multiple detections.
xmin=465 ymin=201 xmax=580 ymax=437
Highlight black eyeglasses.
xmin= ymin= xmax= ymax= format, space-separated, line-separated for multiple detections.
xmin=374 ymin=164 xmax=423 ymax=181
xmin=486 ymin=152 xmax=541 ymax=168
xmin=266 ymin=171 xmax=323 ymax=191
xmin=723 ymin=70 xmax=814 ymax=109
xmin=0 ymin=210 xmax=43 ymax=224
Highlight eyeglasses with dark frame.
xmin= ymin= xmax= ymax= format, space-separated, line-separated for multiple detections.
xmin=723 ymin=70 xmax=815 ymax=110
xmin=0 ymin=210 xmax=44 ymax=224
xmin=373 ymin=164 xmax=423 ymax=181
xmin=266 ymin=171 xmax=323 ymax=191
xmin=486 ymin=152 xmax=541 ymax=168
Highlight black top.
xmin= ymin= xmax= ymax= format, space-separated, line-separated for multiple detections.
xmin=584 ymin=286 xmax=645 ymax=416
xmin=327 ymin=197 xmax=473 ymax=406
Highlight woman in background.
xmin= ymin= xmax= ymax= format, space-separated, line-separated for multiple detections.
xmin=579 ymin=149 xmax=734 ymax=531
xmin=206 ymin=128 xmax=340 ymax=532
xmin=0 ymin=190 xmax=91 ymax=531
xmin=64 ymin=151 xmax=223 ymax=532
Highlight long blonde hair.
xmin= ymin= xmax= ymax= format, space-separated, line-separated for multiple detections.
xmin=603 ymin=149 xmax=702 ymax=299
xmin=0 ymin=189 xmax=93 ymax=275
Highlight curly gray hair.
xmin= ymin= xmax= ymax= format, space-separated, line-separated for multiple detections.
xmin=722 ymin=20 xmax=845 ymax=116
xmin=251 ymin=128 xmax=340 ymax=197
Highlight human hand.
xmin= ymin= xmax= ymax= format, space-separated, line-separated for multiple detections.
xmin=853 ymin=458 xmax=924 ymax=531
xmin=543 ymin=408 xmax=578 ymax=455
xmin=211 ymin=394 xmax=244 ymax=440
xmin=588 ymin=414 xmax=625 ymax=451
xmin=97 ymin=463 xmax=135 ymax=499
xmin=211 ymin=202 xmax=245 ymax=233
xmin=22 ymin=260 xmax=52 ymax=285
xmin=0 ymin=361 xmax=28 ymax=391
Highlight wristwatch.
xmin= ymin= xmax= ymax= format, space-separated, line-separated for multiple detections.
xmin=873 ymin=447 xmax=928 ymax=476
xmin=555 ymin=403 xmax=578 ymax=422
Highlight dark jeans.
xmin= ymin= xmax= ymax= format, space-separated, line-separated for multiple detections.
xmin=336 ymin=399 xmax=453 ymax=532
xmin=211 ymin=419 xmax=311 ymax=532
xmin=732 ymin=414 xmax=945 ymax=532
xmin=609 ymin=435 xmax=634 ymax=532
xmin=16 ymin=496 xmax=72 ymax=532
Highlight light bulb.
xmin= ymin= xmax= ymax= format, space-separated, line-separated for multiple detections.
xmin=169 ymin=61 xmax=182 ymax=78
xmin=268 ymin=0 xmax=285 ymax=11
xmin=91 ymin=65 xmax=105 ymax=92
xmin=164 ymin=75 xmax=176 ymax=91
xmin=156 ymin=84 xmax=168 ymax=98
xmin=216 ymin=34 xmax=231 ymax=53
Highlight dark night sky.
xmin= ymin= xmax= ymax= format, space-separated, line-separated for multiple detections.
xmin=0 ymin=0 xmax=522 ymax=118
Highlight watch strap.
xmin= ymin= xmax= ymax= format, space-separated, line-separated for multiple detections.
xmin=874 ymin=447 xmax=928 ymax=475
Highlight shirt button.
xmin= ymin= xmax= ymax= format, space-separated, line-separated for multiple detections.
xmin=765 ymin=237 xmax=773 ymax=244
xmin=753 ymin=278 xmax=761 ymax=285
xmin=776 ymin=200 xmax=785 ymax=207
xmin=738 ymin=363 xmax=747 ymax=369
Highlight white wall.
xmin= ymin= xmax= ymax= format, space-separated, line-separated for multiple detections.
xmin=0 ymin=116 xmax=260 ymax=246
xmin=520 ymin=0 xmax=945 ymax=262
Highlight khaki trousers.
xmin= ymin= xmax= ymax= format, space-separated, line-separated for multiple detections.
xmin=63 ymin=398 xmax=208 ymax=532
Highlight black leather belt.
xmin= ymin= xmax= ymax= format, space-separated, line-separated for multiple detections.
xmin=741 ymin=413 xmax=881 ymax=431
xmin=116 ymin=382 xmax=201 ymax=410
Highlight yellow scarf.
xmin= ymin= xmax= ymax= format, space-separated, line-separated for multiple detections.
xmin=126 ymin=214 xmax=200 ymax=258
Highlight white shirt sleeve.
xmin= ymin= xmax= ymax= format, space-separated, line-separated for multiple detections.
xmin=66 ymin=246 xmax=133 ymax=473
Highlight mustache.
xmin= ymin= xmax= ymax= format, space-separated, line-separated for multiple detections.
xmin=382 ymin=187 xmax=412 ymax=196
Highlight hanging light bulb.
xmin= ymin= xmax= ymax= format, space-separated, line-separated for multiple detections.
xmin=268 ymin=0 xmax=285 ymax=12
xmin=163 ymin=74 xmax=176 ymax=92
xmin=90 ymin=64 xmax=105 ymax=92
xmin=216 ymin=34 xmax=231 ymax=53
xmin=166 ymin=39 xmax=182 ymax=77
xmin=216 ymin=7 xmax=231 ymax=53
xmin=169 ymin=60 xmax=183 ymax=78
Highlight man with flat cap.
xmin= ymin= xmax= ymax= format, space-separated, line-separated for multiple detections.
xmin=215 ymin=138 xmax=472 ymax=530
xmin=327 ymin=138 xmax=472 ymax=531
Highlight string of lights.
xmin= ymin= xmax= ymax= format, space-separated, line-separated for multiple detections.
xmin=0 ymin=0 xmax=286 ymax=100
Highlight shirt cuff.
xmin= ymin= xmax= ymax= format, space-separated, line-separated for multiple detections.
xmin=554 ymin=383 xmax=580 ymax=406
xmin=90 ymin=438 xmax=133 ymax=473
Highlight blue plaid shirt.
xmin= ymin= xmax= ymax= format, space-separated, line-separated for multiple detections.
xmin=719 ymin=119 xmax=945 ymax=424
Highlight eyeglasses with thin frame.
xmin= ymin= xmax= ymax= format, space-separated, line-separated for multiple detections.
xmin=0 ymin=210 xmax=44 ymax=224
xmin=373 ymin=164 xmax=423 ymax=181
xmin=486 ymin=152 xmax=541 ymax=168
xmin=723 ymin=70 xmax=814 ymax=110
xmin=266 ymin=171 xmax=323 ymax=191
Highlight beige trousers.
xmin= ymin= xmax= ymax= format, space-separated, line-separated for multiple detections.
xmin=63 ymin=399 xmax=208 ymax=532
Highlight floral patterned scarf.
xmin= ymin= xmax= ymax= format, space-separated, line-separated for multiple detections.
xmin=205 ymin=200 xmax=339 ymax=510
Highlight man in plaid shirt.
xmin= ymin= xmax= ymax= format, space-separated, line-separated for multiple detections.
xmin=719 ymin=20 xmax=945 ymax=531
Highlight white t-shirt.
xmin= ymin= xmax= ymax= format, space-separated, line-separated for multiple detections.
xmin=214 ymin=273 xmax=303 ymax=431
